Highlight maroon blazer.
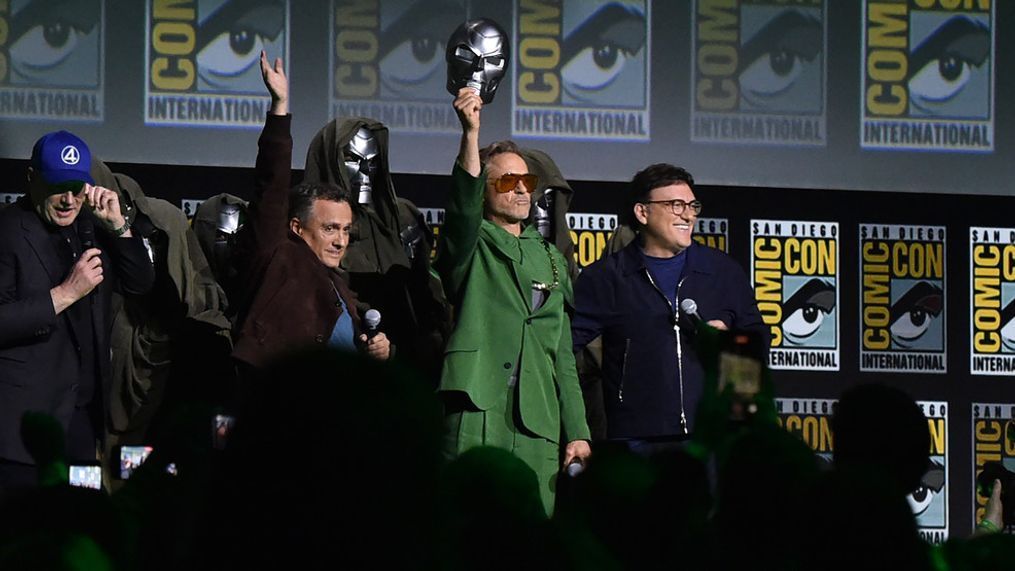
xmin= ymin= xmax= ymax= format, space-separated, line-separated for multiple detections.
xmin=232 ymin=114 xmax=361 ymax=368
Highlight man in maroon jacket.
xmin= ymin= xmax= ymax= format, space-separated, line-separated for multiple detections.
xmin=232 ymin=52 xmax=390 ymax=369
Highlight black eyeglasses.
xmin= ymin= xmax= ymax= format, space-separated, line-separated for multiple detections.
xmin=640 ymin=198 xmax=702 ymax=216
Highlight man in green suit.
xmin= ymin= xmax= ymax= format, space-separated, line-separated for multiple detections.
xmin=436 ymin=88 xmax=591 ymax=513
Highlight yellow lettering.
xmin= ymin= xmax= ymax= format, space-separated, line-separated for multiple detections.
xmin=520 ymin=0 xmax=560 ymax=35
xmin=928 ymin=418 xmax=945 ymax=455
xmin=519 ymin=71 xmax=560 ymax=104
xmin=335 ymin=0 xmax=377 ymax=27
xmin=153 ymin=0 xmax=194 ymax=20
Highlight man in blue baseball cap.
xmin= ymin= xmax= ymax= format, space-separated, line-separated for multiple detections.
xmin=0 ymin=130 xmax=154 ymax=498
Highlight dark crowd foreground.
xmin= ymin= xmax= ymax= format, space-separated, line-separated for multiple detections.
xmin=0 ymin=348 xmax=1011 ymax=570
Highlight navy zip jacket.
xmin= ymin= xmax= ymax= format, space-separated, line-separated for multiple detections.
xmin=572 ymin=239 xmax=767 ymax=439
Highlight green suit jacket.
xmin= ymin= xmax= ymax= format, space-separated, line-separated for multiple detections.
xmin=435 ymin=164 xmax=590 ymax=445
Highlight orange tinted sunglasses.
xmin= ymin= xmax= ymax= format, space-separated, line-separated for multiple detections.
xmin=492 ymin=173 xmax=538 ymax=193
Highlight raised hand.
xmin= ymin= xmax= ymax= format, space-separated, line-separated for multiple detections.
xmin=82 ymin=184 xmax=126 ymax=233
xmin=454 ymin=87 xmax=483 ymax=176
xmin=260 ymin=50 xmax=288 ymax=115
xmin=453 ymin=86 xmax=482 ymax=134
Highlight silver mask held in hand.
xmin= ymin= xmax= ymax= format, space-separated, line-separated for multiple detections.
xmin=445 ymin=18 xmax=510 ymax=104
xmin=343 ymin=127 xmax=380 ymax=206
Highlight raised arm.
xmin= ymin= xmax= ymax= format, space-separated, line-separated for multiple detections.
xmin=435 ymin=88 xmax=486 ymax=299
xmin=455 ymin=87 xmax=482 ymax=177
xmin=242 ymin=51 xmax=293 ymax=261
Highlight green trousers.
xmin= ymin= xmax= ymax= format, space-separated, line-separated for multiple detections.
xmin=443 ymin=382 xmax=560 ymax=515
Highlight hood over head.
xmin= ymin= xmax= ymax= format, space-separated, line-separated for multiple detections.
xmin=520 ymin=147 xmax=576 ymax=274
xmin=305 ymin=117 xmax=413 ymax=274
xmin=90 ymin=156 xmax=146 ymax=225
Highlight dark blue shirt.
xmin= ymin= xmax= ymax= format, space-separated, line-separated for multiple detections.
xmin=643 ymin=249 xmax=687 ymax=309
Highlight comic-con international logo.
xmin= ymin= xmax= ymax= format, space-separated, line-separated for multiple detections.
xmin=972 ymin=403 xmax=1015 ymax=533
xmin=970 ymin=228 xmax=1015 ymax=375
xmin=971 ymin=228 xmax=1015 ymax=375
xmin=692 ymin=0 xmax=825 ymax=146
xmin=778 ymin=397 xmax=950 ymax=543
xmin=859 ymin=224 xmax=946 ymax=373
xmin=776 ymin=398 xmax=835 ymax=466
xmin=914 ymin=401 xmax=949 ymax=544
xmin=512 ymin=0 xmax=649 ymax=141
xmin=751 ymin=220 xmax=838 ymax=371
xmin=145 ymin=0 xmax=289 ymax=127
xmin=861 ymin=0 xmax=994 ymax=151
xmin=330 ymin=0 xmax=463 ymax=134
xmin=0 ymin=0 xmax=103 ymax=120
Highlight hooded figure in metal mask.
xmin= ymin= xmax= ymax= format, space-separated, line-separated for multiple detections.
xmin=304 ymin=118 xmax=450 ymax=381
xmin=520 ymin=148 xmax=578 ymax=278
xmin=193 ymin=193 xmax=249 ymax=313
xmin=90 ymin=159 xmax=232 ymax=479
xmin=445 ymin=18 xmax=510 ymax=104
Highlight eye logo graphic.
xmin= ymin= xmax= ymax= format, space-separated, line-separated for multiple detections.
xmin=0 ymin=0 xmax=103 ymax=120
xmin=692 ymin=0 xmax=826 ymax=146
xmin=908 ymin=460 xmax=946 ymax=517
xmin=859 ymin=224 xmax=947 ymax=373
xmin=971 ymin=404 xmax=1015 ymax=533
xmin=861 ymin=0 xmax=994 ymax=152
xmin=969 ymin=227 xmax=1015 ymax=375
xmin=752 ymin=219 xmax=839 ymax=371
xmin=908 ymin=16 xmax=990 ymax=116
xmin=513 ymin=0 xmax=650 ymax=141
xmin=195 ymin=1 xmax=285 ymax=92
xmin=781 ymin=278 xmax=836 ymax=347
xmin=330 ymin=0 xmax=463 ymax=134
xmin=60 ymin=145 xmax=80 ymax=165
xmin=146 ymin=0 xmax=289 ymax=127
xmin=890 ymin=281 xmax=943 ymax=349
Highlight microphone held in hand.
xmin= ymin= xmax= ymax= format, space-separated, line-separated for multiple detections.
xmin=566 ymin=461 xmax=585 ymax=478
xmin=364 ymin=309 xmax=382 ymax=339
xmin=679 ymin=298 xmax=703 ymax=327
xmin=79 ymin=217 xmax=95 ymax=252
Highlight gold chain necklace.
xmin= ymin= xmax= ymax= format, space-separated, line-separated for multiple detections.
xmin=532 ymin=240 xmax=560 ymax=292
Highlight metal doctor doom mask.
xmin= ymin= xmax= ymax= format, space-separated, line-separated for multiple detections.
xmin=343 ymin=127 xmax=380 ymax=205
xmin=445 ymin=18 xmax=510 ymax=104
xmin=213 ymin=201 xmax=245 ymax=277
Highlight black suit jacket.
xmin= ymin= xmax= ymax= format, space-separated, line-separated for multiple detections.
xmin=0 ymin=197 xmax=154 ymax=463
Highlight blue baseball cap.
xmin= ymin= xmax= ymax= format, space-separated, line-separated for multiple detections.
xmin=30 ymin=130 xmax=94 ymax=186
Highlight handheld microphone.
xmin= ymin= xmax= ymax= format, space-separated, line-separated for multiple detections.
xmin=78 ymin=218 xmax=97 ymax=306
xmin=364 ymin=309 xmax=382 ymax=339
xmin=79 ymin=218 xmax=95 ymax=252
xmin=566 ymin=461 xmax=585 ymax=478
xmin=679 ymin=298 xmax=703 ymax=327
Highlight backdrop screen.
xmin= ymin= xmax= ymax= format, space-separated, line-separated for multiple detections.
xmin=0 ymin=0 xmax=1010 ymax=194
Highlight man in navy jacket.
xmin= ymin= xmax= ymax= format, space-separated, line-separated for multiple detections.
xmin=571 ymin=164 xmax=766 ymax=444
xmin=0 ymin=131 xmax=154 ymax=495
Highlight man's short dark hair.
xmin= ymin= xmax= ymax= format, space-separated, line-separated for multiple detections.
xmin=288 ymin=182 xmax=350 ymax=224
xmin=479 ymin=140 xmax=522 ymax=168
xmin=626 ymin=163 xmax=696 ymax=227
